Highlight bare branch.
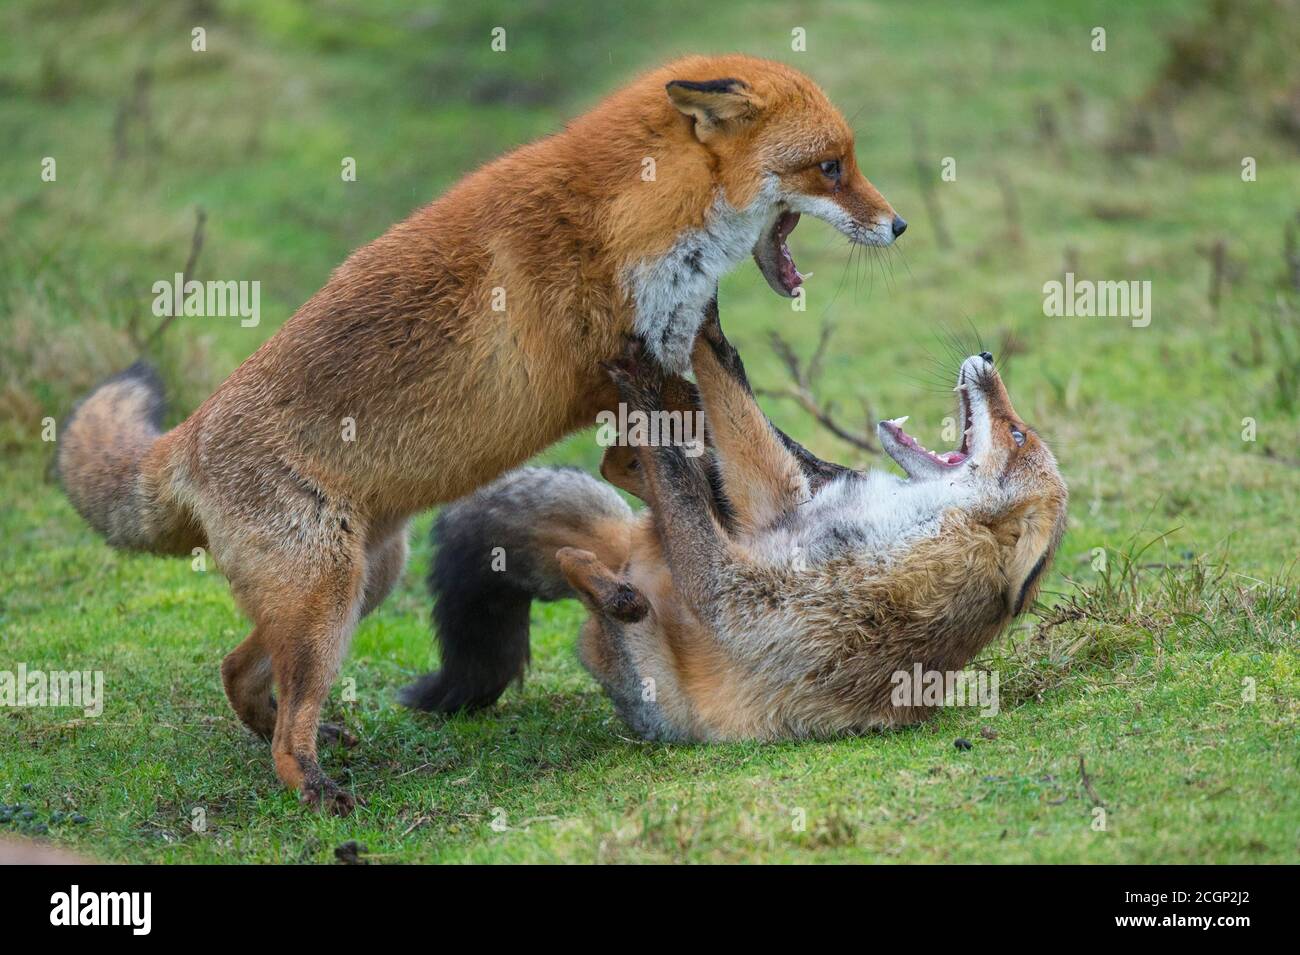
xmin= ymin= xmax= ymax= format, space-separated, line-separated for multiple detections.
xmin=145 ymin=207 xmax=206 ymax=350
xmin=1200 ymin=237 xmax=1227 ymax=311
xmin=755 ymin=321 xmax=879 ymax=454
xmin=1078 ymin=754 xmax=1105 ymax=807
xmin=996 ymin=170 xmax=1024 ymax=248
xmin=806 ymin=319 xmax=835 ymax=385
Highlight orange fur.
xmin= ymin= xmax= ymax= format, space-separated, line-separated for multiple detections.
xmin=58 ymin=55 xmax=894 ymax=810
xmin=573 ymin=336 xmax=1068 ymax=741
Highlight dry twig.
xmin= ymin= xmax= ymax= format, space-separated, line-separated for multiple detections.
xmin=755 ymin=320 xmax=880 ymax=454
xmin=1078 ymin=754 xmax=1105 ymax=806
xmin=144 ymin=207 xmax=207 ymax=349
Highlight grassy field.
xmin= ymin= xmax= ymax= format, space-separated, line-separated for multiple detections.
xmin=1 ymin=0 xmax=1298 ymax=863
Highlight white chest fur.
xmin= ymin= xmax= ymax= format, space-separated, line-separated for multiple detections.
xmin=626 ymin=184 xmax=776 ymax=372
xmin=752 ymin=471 xmax=975 ymax=568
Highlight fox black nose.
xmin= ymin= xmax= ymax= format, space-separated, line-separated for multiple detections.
xmin=979 ymin=351 xmax=994 ymax=363
xmin=891 ymin=216 xmax=908 ymax=237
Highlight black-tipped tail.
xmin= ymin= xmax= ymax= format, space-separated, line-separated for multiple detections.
xmin=401 ymin=466 xmax=633 ymax=714
xmin=398 ymin=546 xmax=533 ymax=713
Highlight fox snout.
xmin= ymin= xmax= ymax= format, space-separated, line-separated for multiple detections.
xmin=749 ymin=161 xmax=905 ymax=296
xmin=839 ymin=168 xmax=905 ymax=245
xmin=778 ymin=162 xmax=905 ymax=251
xmin=878 ymin=351 xmax=1049 ymax=482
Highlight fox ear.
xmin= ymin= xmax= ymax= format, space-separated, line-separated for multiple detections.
xmin=1004 ymin=507 xmax=1060 ymax=617
xmin=666 ymin=78 xmax=761 ymax=137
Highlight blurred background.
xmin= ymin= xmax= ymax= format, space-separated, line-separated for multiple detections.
xmin=0 ymin=0 xmax=1298 ymax=862
xmin=3 ymin=0 xmax=1298 ymax=573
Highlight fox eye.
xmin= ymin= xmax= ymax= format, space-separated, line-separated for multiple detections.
xmin=818 ymin=159 xmax=841 ymax=178
xmin=1011 ymin=428 xmax=1025 ymax=447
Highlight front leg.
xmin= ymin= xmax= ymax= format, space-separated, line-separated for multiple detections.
xmin=605 ymin=341 xmax=736 ymax=623
xmin=599 ymin=372 xmax=704 ymax=503
xmin=691 ymin=301 xmax=811 ymax=534
xmin=696 ymin=299 xmax=851 ymax=494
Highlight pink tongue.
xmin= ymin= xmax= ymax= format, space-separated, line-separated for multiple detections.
xmin=939 ymin=452 xmax=966 ymax=465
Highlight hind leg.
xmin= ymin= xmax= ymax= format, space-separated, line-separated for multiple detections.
xmin=221 ymin=628 xmax=276 ymax=738
xmin=556 ymin=547 xmax=648 ymax=622
xmin=359 ymin=520 xmax=409 ymax=618
xmin=264 ymin=566 xmax=366 ymax=815
xmin=220 ymin=519 xmax=367 ymax=814
xmin=559 ymin=549 xmax=686 ymax=741
xmin=222 ymin=626 xmax=358 ymax=748
xmin=310 ymin=522 xmax=410 ymax=748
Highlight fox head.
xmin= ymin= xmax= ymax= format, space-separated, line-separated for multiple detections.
xmin=663 ymin=55 xmax=905 ymax=298
xmin=877 ymin=353 xmax=1069 ymax=618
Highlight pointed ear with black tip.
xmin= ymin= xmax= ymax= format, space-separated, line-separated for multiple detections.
xmin=665 ymin=78 xmax=761 ymax=138
xmin=1004 ymin=506 xmax=1062 ymax=617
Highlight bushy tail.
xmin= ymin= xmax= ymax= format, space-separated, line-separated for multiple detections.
xmin=57 ymin=362 xmax=199 ymax=555
xmin=400 ymin=466 xmax=633 ymax=714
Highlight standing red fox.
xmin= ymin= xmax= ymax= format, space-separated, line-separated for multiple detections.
xmin=57 ymin=55 xmax=904 ymax=812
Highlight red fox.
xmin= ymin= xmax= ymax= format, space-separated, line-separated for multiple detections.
xmin=56 ymin=56 xmax=903 ymax=811
xmin=407 ymin=303 xmax=1068 ymax=741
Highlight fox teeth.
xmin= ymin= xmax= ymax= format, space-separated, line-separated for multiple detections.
xmin=887 ymin=416 xmax=909 ymax=428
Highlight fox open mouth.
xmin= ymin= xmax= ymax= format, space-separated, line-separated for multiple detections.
xmin=877 ymin=375 xmax=974 ymax=478
xmin=753 ymin=210 xmax=803 ymax=297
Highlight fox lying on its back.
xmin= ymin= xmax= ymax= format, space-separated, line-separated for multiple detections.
xmin=406 ymin=303 xmax=1068 ymax=740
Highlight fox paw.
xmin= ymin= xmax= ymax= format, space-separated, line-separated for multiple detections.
xmin=300 ymin=775 xmax=360 ymax=817
xmin=606 ymin=581 xmax=650 ymax=623
xmin=695 ymin=303 xmax=745 ymax=375
xmin=698 ymin=296 xmax=726 ymax=346
xmin=604 ymin=336 xmax=664 ymax=406
xmin=318 ymin=722 xmax=358 ymax=748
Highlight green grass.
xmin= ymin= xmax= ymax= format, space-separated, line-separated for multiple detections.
xmin=1 ymin=0 xmax=1297 ymax=862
